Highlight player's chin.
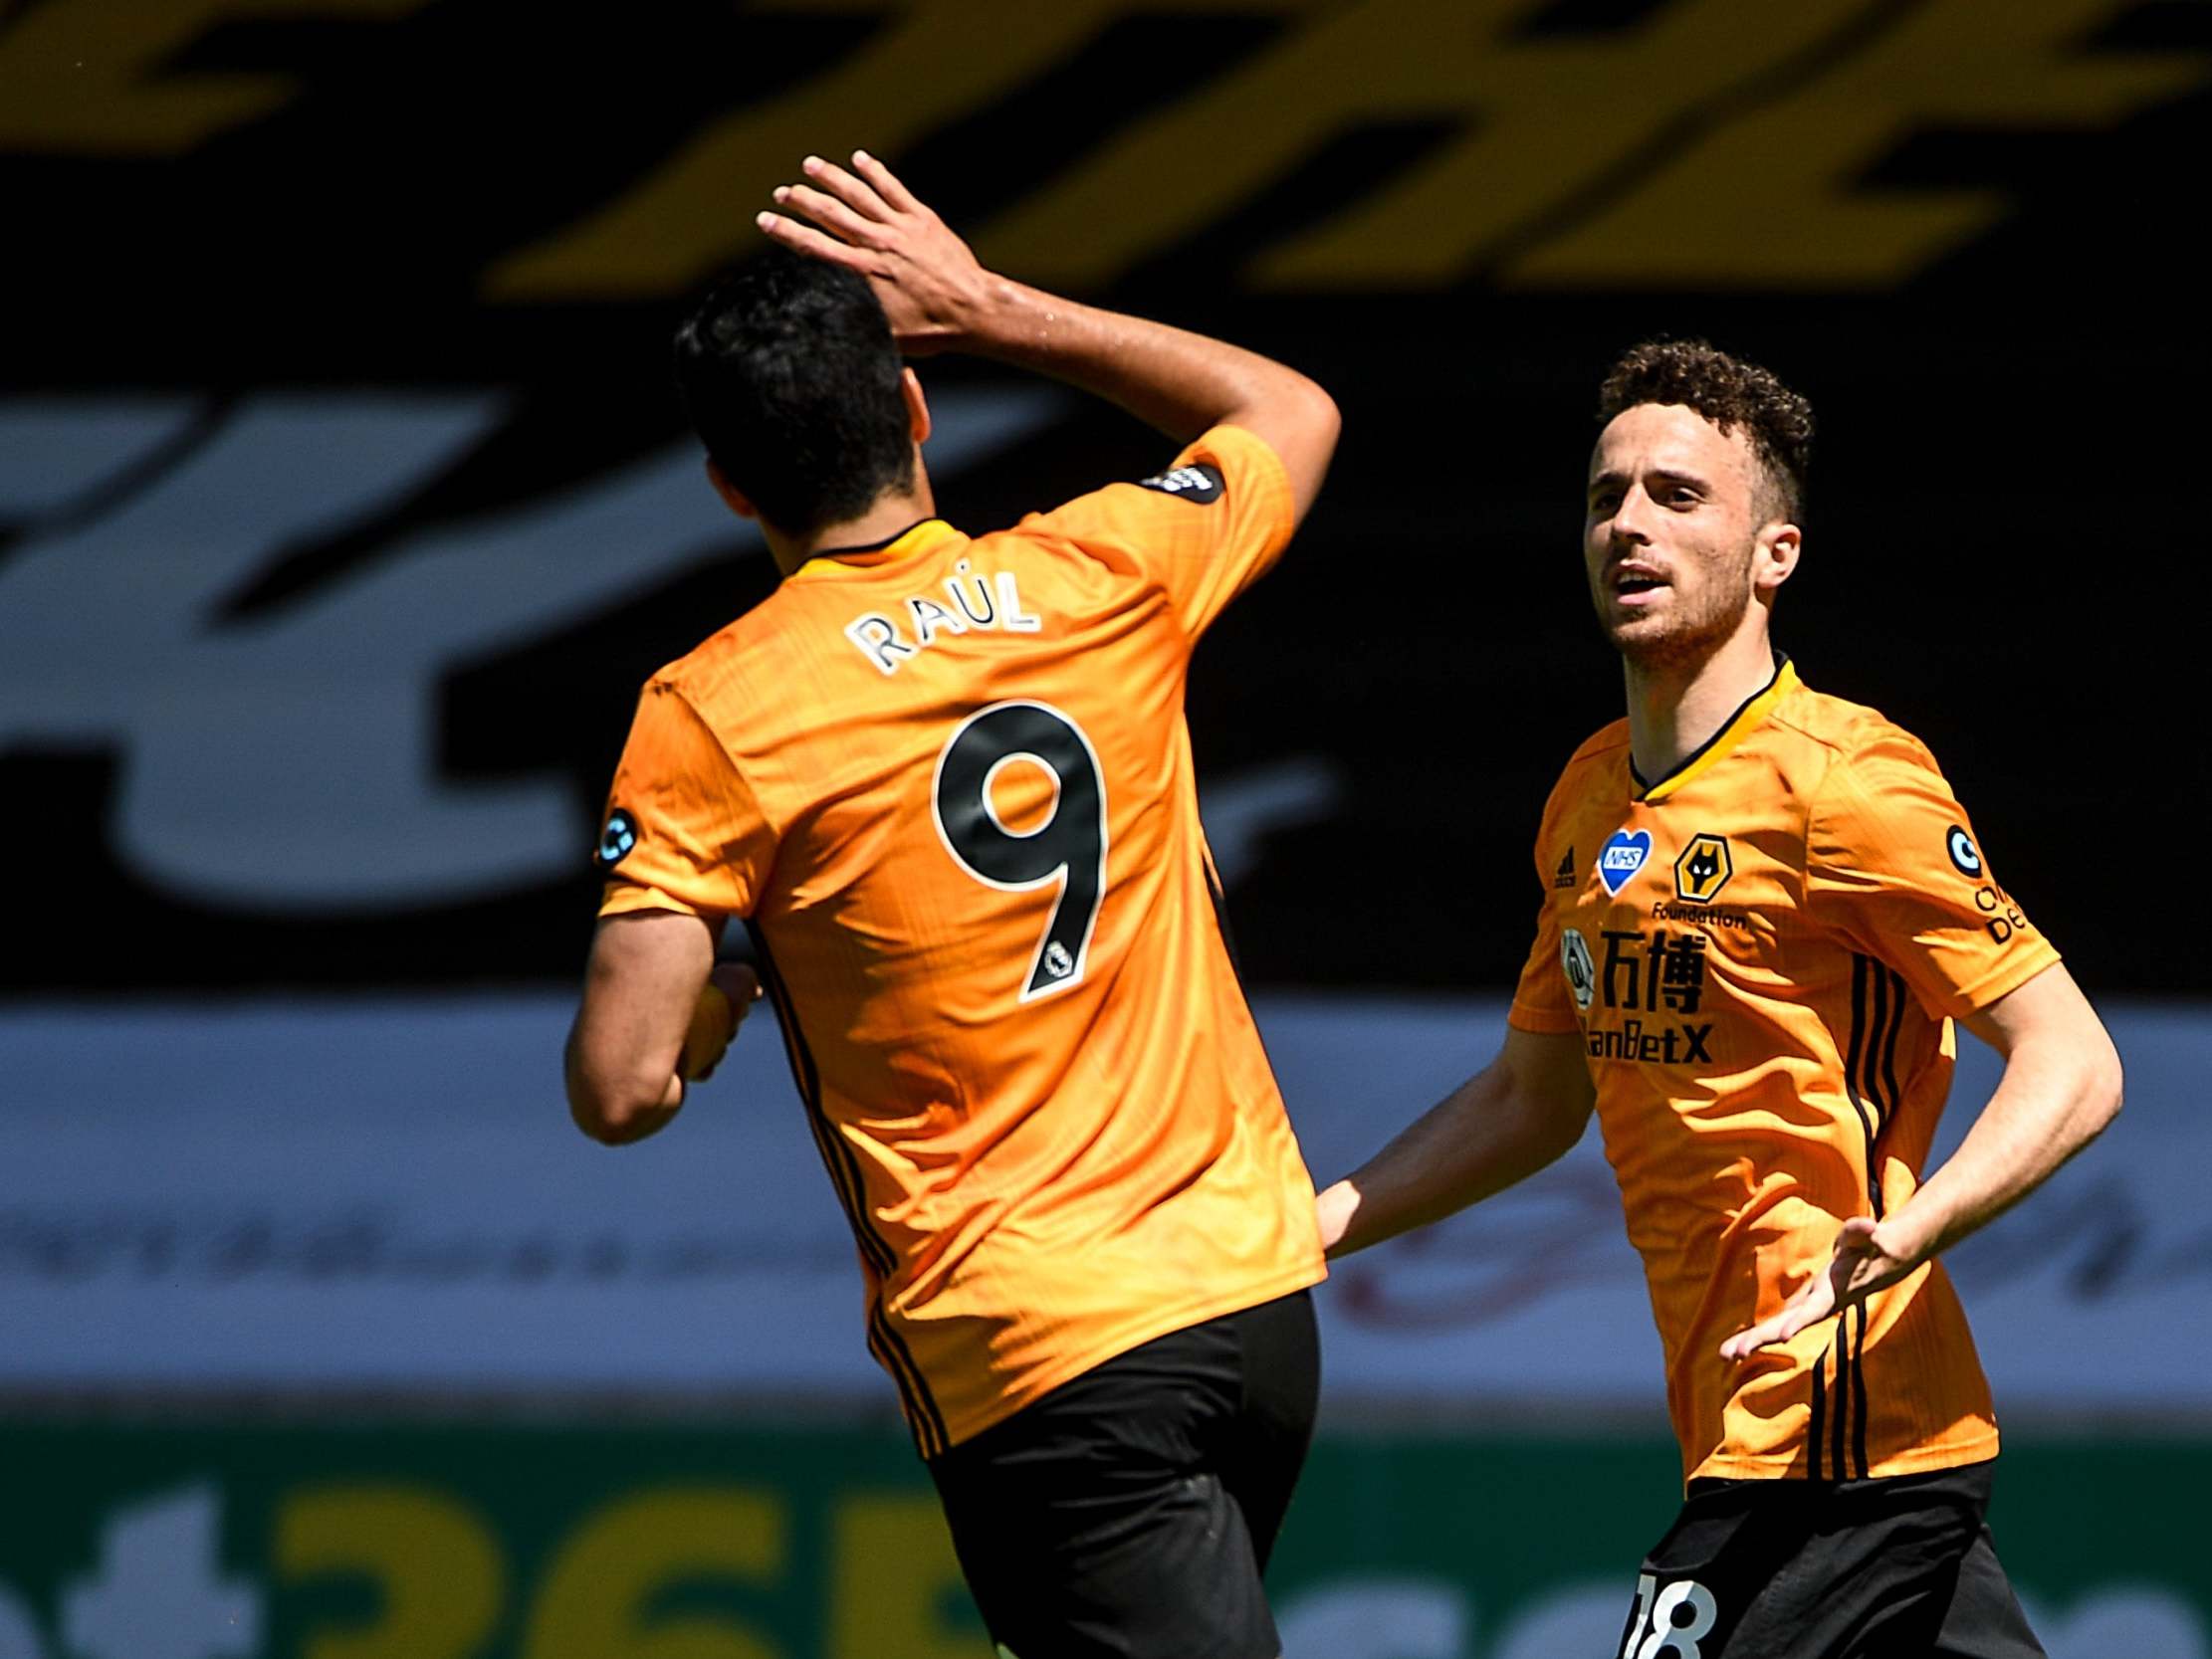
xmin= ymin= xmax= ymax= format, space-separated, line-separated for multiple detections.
xmin=1600 ymin=609 xmax=1670 ymax=656
xmin=1608 ymin=604 xmax=1734 ymax=669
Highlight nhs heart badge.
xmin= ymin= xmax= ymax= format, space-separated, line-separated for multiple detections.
xmin=1597 ymin=828 xmax=1653 ymax=897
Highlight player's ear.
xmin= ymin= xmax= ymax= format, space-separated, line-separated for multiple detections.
xmin=1754 ymin=520 xmax=1801 ymax=596
xmin=706 ymin=459 xmax=760 ymax=521
xmin=902 ymin=367 xmax=932 ymax=447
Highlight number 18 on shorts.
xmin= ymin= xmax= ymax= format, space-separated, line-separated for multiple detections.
xmin=1621 ymin=1573 xmax=1719 ymax=1658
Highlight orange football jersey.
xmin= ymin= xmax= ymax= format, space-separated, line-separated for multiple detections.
xmin=1509 ymin=659 xmax=2060 ymax=1484
xmin=595 ymin=425 xmax=1325 ymax=1454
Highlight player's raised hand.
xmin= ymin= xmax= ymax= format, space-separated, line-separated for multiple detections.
xmin=757 ymin=151 xmax=989 ymax=356
xmin=1718 ymin=1216 xmax=1919 ymax=1361
xmin=679 ymin=962 xmax=763 ymax=1085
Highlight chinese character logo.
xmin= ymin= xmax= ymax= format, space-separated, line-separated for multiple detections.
xmin=1672 ymin=833 xmax=1733 ymax=904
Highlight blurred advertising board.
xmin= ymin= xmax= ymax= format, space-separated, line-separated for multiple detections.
xmin=0 ymin=1425 xmax=2201 ymax=1659
xmin=5 ymin=996 xmax=2205 ymax=1415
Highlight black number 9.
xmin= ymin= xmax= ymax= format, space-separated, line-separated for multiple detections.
xmin=932 ymin=701 xmax=1108 ymax=1002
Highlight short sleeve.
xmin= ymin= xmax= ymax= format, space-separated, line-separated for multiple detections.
xmin=1508 ymin=893 xmax=1582 ymax=1034
xmin=593 ymin=678 xmax=775 ymax=922
xmin=1806 ymin=728 xmax=2059 ymax=1020
xmin=1508 ymin=794 xmax=1582 ymax=1035
xmin=1020 ymin=423 xmax=1296 ymax=640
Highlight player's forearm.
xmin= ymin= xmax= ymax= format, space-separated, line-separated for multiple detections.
xmin=564 ymin=1029 xmax=685 ymax=1144
xmin=1883 ymin=1027 xmax=2122 ymax=1265
xmin=1320 ymin=1063 xmax=1586 ymax=1258
xmin=954 ymin=277 xmax=1339 ymax=514
xmin=564 ymin=910 xmax=723 ymax=1144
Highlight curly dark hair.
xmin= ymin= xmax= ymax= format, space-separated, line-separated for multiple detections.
xmin=1597 ymin=339 xmax=1813 ymax=522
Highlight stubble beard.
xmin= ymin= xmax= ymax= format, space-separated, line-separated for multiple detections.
xmin=1602 ymin=538 xmax=1758 ymax=673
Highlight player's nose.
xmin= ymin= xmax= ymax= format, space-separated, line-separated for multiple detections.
xmin=1610 ymin=483 xmax=1657 ymax=541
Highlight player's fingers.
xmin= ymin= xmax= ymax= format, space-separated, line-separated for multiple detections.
xmin=1722 ymin=1305 xmax=1805 ymax=1359
xmin=773 ymin=182 xmax=885 ymax=249
xmin=849 ymin=148 xmax=922 ymax=214
xmin=799 ymin=152 xmax=893 ymax=222
xmin=1719 ymin=1317 xmax=1783 ymax=1361
xmin=755 ymin=211 xmax=872 ymax=272
xmin=1720 ymin=1275 xmax=1833 ymax=1359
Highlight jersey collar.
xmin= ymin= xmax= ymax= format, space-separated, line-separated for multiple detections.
xmin=1634 ymin=655 xmax=1800 ymax=804
xmin=790 ymin=518 xmax=965 ymax=582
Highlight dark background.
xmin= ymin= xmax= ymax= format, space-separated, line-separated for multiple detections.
xmin=6 ymin=0 xmax=2205 ymax=996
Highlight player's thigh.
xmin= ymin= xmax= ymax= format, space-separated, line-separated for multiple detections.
xmin=1618 ymin=1466 xmax=2011 ymax=1659
xmin=1215 ymin=1289 xmax=1321 ymax=1572
xmin=1615 ymin=1480 xmax=1807 ymax=1658
xmin=942 ymin=1459 xmax=1276 ymax=1659
xmin=928 ymin=1325 xmax=1282 ymax=1659
xmin=1929 ymin=1526 xmax=2045 ymax=1659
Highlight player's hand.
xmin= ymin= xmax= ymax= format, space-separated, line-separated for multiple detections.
xmin=1717 ymin=1216 xmax=1921 ymax=1361
xmin=757 ymin=151 xmax=989 ymax=356
xmin=679 ymin=962 xmax=763 ymax=1085
xmin=1314 ymin=1179 xmax=1362 ymax=1259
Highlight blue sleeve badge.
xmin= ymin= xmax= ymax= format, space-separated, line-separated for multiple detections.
xmin=594 ymin=808 xmax=637 ymax=871
xmin=1946 ymin=825 xmax=1983 ymax=878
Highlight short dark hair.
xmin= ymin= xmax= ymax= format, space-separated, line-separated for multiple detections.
xmin=672 ymin=250 xmax=914 ymax=536
xmin=1597 ymin=338 xmax=1814 ymax=521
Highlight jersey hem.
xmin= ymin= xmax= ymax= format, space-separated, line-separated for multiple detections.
xmin=1688 ymin=1427 xmax=2000 ymax=1486
xmin=926 ymin=1258 xmax=1329 ymax=1453
xmin=598 ymin=879 xmax=708 ymax=922
xmin=1507 ymin=1002 xmax=1581 ymax=1035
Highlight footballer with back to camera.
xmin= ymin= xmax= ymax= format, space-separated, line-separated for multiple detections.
xmin=1317 ymin=340 xmax=2122 ymax=1657
xmin=562 ymin=149 xmax=1340 ymax=1659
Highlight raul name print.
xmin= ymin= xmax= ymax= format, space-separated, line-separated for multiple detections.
xmin=842 ymin=560 xmax=1042 ymax=675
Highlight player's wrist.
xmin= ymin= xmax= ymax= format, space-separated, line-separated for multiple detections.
xmin=679 ymin=979 xmax=738 ymax=1083
xmin=1868 ymin=1205 xmax=1940 ymax=1276
xmin=957 ymin=277 xmax=1086 ymax=363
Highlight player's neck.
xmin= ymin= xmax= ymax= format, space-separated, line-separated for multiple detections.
xmin=765 ymin=479 xmax=939 ymax=578
xmin=1620 ymin=618 xmax=1778 ymax=787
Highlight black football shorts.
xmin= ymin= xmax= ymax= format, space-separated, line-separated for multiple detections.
xmin=1616 ymin=1459 xmax=2045 ymax=1659
xmin=927 ymin=1289 xmax=1320 ymax=1659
